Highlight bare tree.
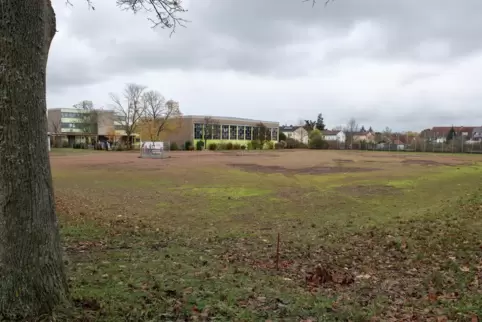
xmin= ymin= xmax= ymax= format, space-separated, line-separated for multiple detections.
xmin=110 ymin=83 xmax=147 ymax=149
xmin=202 ymin=116 xmax=219 ymax=148
xmin=344 ymin=117 xmax=359 ymax=148
xmin=382 ymin=126 xmax=392 ymax=143
xmin=50 ymin=119 xmax=63 ymax=148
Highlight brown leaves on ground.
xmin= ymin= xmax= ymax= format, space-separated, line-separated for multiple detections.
xmin=306 ymin=264 xmax=354 ymax=288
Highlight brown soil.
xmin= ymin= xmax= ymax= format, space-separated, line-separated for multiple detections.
xmin=229 ymin=163 xmax=378 ymax=175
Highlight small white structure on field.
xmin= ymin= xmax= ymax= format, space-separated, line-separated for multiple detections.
xmin=140 ymin=141 xmax=170 ymax=159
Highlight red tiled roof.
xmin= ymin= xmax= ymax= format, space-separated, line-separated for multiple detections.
xmin=323 ymin=130 xmax=339 ymax=135
xmin=431 ymin=126 xmax=477 ymax=135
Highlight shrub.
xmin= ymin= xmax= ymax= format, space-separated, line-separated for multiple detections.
xmin=184 ymin=141 xmax=192 ymax=151
xmin=250 ymin=140 xmax=260 ymax=150
xmin=188 ymin=145 xmax=195 ymax=151
xmin=217 ymin=142 xmax=227 ymax=150
xmin=62 ymin=141 xmax=69 ymax=148
xmin=196 ymin=141 xmax=205 ymax=151
xmin=309 ymin=134 xmax=328 ymax=149
xmin=233 ymin=143 xmax=241 ymax=150
xmin=115 ymin=145 xmax=125 ymax=151
xmin=279 ymin=131 xmax=287 ymax=141
xmin=208 ymin=143 xmax=217 ymax=151
xmin=170 ymin=142 xmax=179 ymax=151
xmin=285 ymin=138 xmax=308 ymax=149
xmin=264 ymin=141 xmax=274 ymax=150
xmin=274 ymin=142 xmax=285 ymax=149
xmin=240 ymin=145 xmax=246 ymax=150
xmin=226 ymin=142 xmax=233 ymax=150
xmin=247 ymin=142 xmax=253 ymax=150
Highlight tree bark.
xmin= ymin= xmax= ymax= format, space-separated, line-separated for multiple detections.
xmin=0 ymin=0 xmax=68 ymax=319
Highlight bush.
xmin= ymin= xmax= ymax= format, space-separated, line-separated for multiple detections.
xmin=279 ymin=131 xmax=287 ymax=141
xmin=240 ymin=145 xmax=246 ymax=150
xmin=217 ymin=142 xmax=227 ymax=150
xmin=188 ymin=145 xmax=195 ymax=151
xmin=196 ymin=141 xmax=204 ymax=151
xmin=264 ymin=141 xmax=274 ymax=150
xmin=285 ymin=138 xmax=308 ymax=149
xmin=309 ymin=135 xmax=328 ymax=149
xmin=233 ymin=143 xmax=241 ymax=150
xmin=208 ymin=143 xmax=217 ymax=151
xmin=274 ymin=142 xmax=285 ymax=149
xmin=226 ymin=142 xmax=233 ymax=150
xmin=184 ymin=141 xmax=192 ymax=151
xmin=247 ymin=142 xmax=253 ymax=150
xmin=250 ymin=140 xmax=260 ymax=150
xmin=170 ymin=142 xmax=179 ymax=151
xmin=62 ymin=141 xmax=69 ymax=148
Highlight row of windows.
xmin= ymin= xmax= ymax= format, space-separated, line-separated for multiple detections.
xmin=61 ymin=123 xmax=89 ymax=129
xmin=194 ymin=123 xmax=279 ymax=141
xmin=61 ymin=112 xmax=84 ymax=119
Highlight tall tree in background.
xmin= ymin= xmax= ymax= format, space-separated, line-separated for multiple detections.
xmin=446 ymin=126 xmax=456 ymax=141
xmin=202 ymin=116 xmax=218 ymax=148
xmin=315 ymin=113 xmax=325 ymax=131
xmin=140 ymin=91 xmax=182 ymax=141
xmin=382 ymin=127 xmax=393 ymax=143
xmin=0 ymin=0 xmax=324 ymax=318
xmin=344 ymin=118 xmax=359 ymax=148
xmin=360 ymin=125 xmax=366 ymax=132
xmin=110 ymin=83 xmax=147 ymax=149
xmin=304 ymin=120 xmax=316 ymax=132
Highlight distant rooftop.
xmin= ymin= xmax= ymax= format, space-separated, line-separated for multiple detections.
xmin=183 ymin=115 xmax=279 ymax=124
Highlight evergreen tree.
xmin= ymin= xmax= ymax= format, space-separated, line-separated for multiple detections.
xmin=446 ymin=126 xmax=456 ymax=141
xmin=315 ymin=113 xmax=325 ymax=131
xmin=368 ymin=126 xmax=373 ymax=132
xmin=360 ymin=125 xmax=366 ymax=132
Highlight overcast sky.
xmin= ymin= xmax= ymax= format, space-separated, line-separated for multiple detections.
xmin=48 ymin=0 xmax=482 ymax=131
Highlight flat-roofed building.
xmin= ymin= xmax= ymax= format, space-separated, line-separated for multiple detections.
xmin=158 ymin=115 xmax=279 ymax=147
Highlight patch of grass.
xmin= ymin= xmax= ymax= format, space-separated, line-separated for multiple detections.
xmin=51 ymin=151 xmax=482 ymax=321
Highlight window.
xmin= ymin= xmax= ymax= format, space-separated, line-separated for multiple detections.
xmin=213 ymin=124 xmax=221 ymax=139
xmin=194 ymin=123 xmax=203 ymax=139
xmin=229 ymin=125 xmax=237 ymax=140
xmin=222 ymin=125 xmax=229 ymax=140
xmin=245 ymin=126 xmax=252 ymax=140
xmin=237 ymin=126 xmax=245 ymax=140
xmin=272 ymin=128 xmax=279 ymax=141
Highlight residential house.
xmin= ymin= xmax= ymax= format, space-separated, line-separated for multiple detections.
xmin=427 ymin=126 xmax=477 ymax=143
xmin=471 ymin=127 xmax=482 ymax=141
xmin=323 ymin=130 xmax=346 ymax=143
xmin=353 ymin=131 xmax=375 ymax=143
xmin=280 ymin=125 xmax=309 ymax=144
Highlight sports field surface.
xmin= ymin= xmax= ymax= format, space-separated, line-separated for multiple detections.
xmin=51 ymin=149 xmax=482 ymax=321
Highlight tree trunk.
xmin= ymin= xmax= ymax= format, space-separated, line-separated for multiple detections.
xmin=0 ymin=0 xmax=68 ymax=319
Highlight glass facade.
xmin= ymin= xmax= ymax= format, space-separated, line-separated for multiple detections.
xmin=193 ymin=122 xmax=279 ymax=142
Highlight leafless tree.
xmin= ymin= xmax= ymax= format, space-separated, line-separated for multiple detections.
xmin=49 ymin=119 xmax=62 ymax=148
xmin=142 ymin=92 xmax=182 ymax=137
xmin=382 ymin=127 xmax=392 ymax=143
xmin=110 ymin=83 xmax=147 ymax=149
xmin=201 ymin=116 xmax=219 ymax=148
xmin=344 ymin=117 xmax=359 ymax=147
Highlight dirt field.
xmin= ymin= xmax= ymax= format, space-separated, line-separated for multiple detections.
xmin=50 ymin=149 xmax=482 ymax=321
